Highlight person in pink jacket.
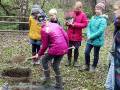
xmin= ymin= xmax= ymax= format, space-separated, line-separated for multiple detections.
xmin=35 ymin=9 xmax=68 ymax=89
xmin=65 ymin=1 xmax=88 ymax=67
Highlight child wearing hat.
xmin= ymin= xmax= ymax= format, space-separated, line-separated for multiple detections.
xmin=83 ymin=2 xmax=107 ymax=72
xmin=28 ymin=4 xmax=42 ymax=65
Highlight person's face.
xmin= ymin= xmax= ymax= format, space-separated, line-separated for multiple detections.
xmin=32 ymin=11 xmax=39 ymax=17
xmin=116 ymin=16 xmax=120 ymax=27
xmin=74 ymin=5 xmax=82 ymax=12
xmin=95 ymin=7 xmax=102 ymax=15
xmin=74 ymin=2 xmax=82 ymax=12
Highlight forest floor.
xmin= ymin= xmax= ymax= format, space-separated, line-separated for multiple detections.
xmin=0 ymin=27 xmax=113 ymax=90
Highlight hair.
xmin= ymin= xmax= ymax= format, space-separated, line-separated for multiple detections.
xmin=74 ymin=1 xmax=83 ymax=9
xmin=115 ymin=15 xmax=120 ymax=28
xmin=49 ymin=8 xmax=57 ymax=15
xmin=113 ymin=1 xmax=120 ymax=10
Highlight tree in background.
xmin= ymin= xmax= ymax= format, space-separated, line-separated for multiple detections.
xmin=18 ymin=0 xmax=29 ymax=30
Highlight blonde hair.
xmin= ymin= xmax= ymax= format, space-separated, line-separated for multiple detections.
xmin=49 ymin=8 xmax=57 ymax=15
xmin=74 ymin=1 xmax=83 ymax=9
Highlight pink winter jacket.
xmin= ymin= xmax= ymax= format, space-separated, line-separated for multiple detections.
xmin=38 ymin=22 xmax=69 ymax=56
xmin=66 ymin=11 xmax=88 ymax=41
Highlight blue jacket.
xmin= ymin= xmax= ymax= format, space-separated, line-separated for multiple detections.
xmin=87 ymin=15 xmax=107 ymax=46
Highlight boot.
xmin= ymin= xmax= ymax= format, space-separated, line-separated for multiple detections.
xmin=65 ymin=49 xmax=72 ymax=66
xmin=73 ymin=50 xmax=80 ymax=67
xmin=73 ymin=61 xmax=80 ymax=67
xmin=79 ymin=65 xmax=90 ymax=71
xmin=65 ymin=59 xmax=71 ymax=66
xmin=83 ymin=65 xmax=90 ymax=71
xmin=42 ymin=70 xmax=51 ymax=86
xmin=90 ymin=66 xmax=96 ymax=72
xmin=54 ymin=75 xmax=63 ymax=89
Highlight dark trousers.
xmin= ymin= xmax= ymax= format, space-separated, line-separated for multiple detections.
xmin=32 ymin=44 xmax=40 ymax=54
xmin=85 ymin=43 xmax=101 ymax=67
xmin=42 ymin=54 xmax=63 ymax=76
xmin=68 ymin=41 xmax=81 ymax=62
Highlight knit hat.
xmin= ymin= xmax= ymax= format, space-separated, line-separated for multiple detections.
xmin=95 ymin=2 xmax=105 ymax=10
xmin=31 ymin=4 xmax=41 ymax=14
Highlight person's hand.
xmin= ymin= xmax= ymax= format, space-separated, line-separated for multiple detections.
xmin=66 ymin=22 xmax=74 ymax=27
xmin=66 ymin=22 xmax=71 ymax=26
xmin=32 ymin=54 xmax=39 ymax=59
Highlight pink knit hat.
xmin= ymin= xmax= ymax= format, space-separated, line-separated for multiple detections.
xmin=95 ymin=2 xmax=105 ymax=10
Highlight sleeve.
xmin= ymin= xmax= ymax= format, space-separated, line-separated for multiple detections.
xmin=89 ymin=18 xmax=107 ymax=40
xmin=86 ymin=16 xmax=94 ymax=38
xmin=73 ymin=13 xmax=88 ymax=29
xmin=60 ymin=27 xmax=69 ymax=46
xmin=86 ymin=22 xmax=91 ymax=38
xmin=38 ymin=29 xmax=49 ymax=56
xmin=113 ymin=16 xmax=117 ymax=36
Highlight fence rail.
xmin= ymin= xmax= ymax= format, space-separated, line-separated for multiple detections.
xmin=0 ymin=30 xmax=29 ymax=32
xmin=0 ymin=16 xmax=29 ymax=30
xmin=0 ymin=21 xmax=28 ymax=24
xmin=0 ymin=16 xmax=28 ymax=19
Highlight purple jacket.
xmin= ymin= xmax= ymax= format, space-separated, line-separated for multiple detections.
xmin=38 ymin=22 xmax=69 ymax=56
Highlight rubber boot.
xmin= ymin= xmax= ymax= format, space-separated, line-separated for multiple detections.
xmin=42 ymin=70 xmax=51 ymax=86
xmin=79 ymin=65 xmax=90 ymax=71
xmin=54 ymin=75 xmax=63 ymax=89
xmin=65 ymin=59 xmax=71 ymax=66
xmin=65 ymin=49 xmax=72 ymax=66
xmin=73 ymin=48 xmax=80 ymax=67
xmin=73 ymin=61 xmax=80 ymax=67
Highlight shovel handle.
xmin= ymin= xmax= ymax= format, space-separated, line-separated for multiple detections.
xmin=26 ymin=56 xmax=36 ymax=60
xmin=68 ymin=46 xmax=75 ymax=50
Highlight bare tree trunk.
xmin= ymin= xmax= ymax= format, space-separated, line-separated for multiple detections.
xmin=41 ymin=0 xmax=46 ymax=9
xmin=33 ymin=0 xmax=40 ymax=4
xmin=18 ymin=0 xmax=29 ymax=30
xmin=88 ymin=0 xmax=97 ymax=15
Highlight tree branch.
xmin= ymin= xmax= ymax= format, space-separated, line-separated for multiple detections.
xmin=41 ymin=0 xmax=46 ymax=9
xmin=0 ymin=1 xmax=10 ymax=15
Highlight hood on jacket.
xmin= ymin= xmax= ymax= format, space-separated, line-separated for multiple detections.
xmin=101 ymin=14 xmax=109 ymax=19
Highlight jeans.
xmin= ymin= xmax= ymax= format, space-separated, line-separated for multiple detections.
xmin=42 ymin=53 xmax=63 ymax=76
xmin=32 ymin=44 xmax=40 ymax=53
xmin=85 ymin=43 xmax=101 ymax=67
xmin=105 ymin=53 xmax=114 ymax=90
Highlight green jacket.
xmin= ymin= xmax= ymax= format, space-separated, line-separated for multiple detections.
xmin=87 ymin=15 xmax=107 ymax=46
